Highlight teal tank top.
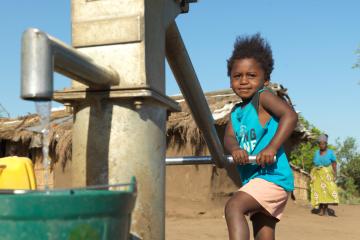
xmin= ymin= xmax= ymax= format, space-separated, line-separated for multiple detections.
xmin=230 ymin=88 xmax=294 ymax=192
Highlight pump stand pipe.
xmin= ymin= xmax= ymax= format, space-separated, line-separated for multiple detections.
xmin=21 ymin=28 xmax=120 ymax=101
xmin=166 ymin=22 xmax=226 ymax=168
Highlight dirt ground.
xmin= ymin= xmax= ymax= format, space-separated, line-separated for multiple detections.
xmin=166 ymin=196 xmax=360 ymax=240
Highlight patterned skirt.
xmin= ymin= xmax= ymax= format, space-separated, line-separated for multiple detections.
xmin=310 ymin=165 xmax=339 ymax=208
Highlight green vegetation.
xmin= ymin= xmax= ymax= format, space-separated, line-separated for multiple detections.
xmin=335 ymin=137 xmax=360 ymax=203
xmin=289 ymin=114 xmax=322 ymax=173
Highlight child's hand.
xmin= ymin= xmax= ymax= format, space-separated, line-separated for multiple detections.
xmin=256 ymin=147 xmax=277 ymax=168
xmin=231 ymin=148 xmax=249 ymax=165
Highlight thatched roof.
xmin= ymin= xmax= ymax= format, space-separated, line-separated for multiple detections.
xmin=0 ymin=84 xmax=312 ymax=167
xmin=0 ymin=110 xmax=72 ymax=166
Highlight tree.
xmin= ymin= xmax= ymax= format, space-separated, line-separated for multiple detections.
xmin=342 ymin=156 xmax=360 ymax=193
xmin=289 ymin=114 xmax=322 ymax=172
xmin=336 ymin=137 xmax=360 ymax=194
xmin=290 ymin=141 xmax=317 ymax=172
xmin=335 ymin=137 xmax=358 ymax=162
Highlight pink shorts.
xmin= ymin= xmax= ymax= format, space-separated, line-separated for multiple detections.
xmin=239 ymin=178 xmax=289 ymax=221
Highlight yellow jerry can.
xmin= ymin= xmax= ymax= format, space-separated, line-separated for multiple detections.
xmin=0 ymin=156 xmax=36 ymax=190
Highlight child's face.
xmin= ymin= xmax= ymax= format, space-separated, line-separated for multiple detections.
xmin=230 ymin=58 xmax=268 ymax=100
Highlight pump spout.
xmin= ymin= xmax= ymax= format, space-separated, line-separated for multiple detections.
xmin=21 ymin=28 xmax=120 ymax=101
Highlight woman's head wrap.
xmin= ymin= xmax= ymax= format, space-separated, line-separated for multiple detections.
xmin=318 ymin=134 xmax=328 ymax=143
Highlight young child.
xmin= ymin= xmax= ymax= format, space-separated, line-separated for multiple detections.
xmin=224 ymin=34 xmax=298 ymax=240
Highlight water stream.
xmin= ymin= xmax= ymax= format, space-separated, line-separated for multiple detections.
xmin=35 ymin=101 xmax=51 ymax=191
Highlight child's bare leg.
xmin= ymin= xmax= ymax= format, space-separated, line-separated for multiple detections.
xmin=251 ymin=212 xmax=277 ymax=240
xmin=225 ymin=191 xmax=263 ymax=240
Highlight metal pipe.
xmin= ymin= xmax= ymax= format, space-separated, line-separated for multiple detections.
xmin=166 ymin=155 xmax=264 ymax=165
xmin=21 ymin=28 xmax=120 ymax=100
xmin=166 ymin=22 xmax=225 ymax=168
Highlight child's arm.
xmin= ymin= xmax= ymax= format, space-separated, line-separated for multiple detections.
xmin=224 ymin=120 xmax=249 ymax=164
xmin=257 ymin=91 xmax=298 ymax=167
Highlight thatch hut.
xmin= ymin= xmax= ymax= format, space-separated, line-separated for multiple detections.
xmin=0 ymin=84 xmax=311 ymax=201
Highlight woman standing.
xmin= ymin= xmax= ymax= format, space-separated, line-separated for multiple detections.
xmin=310 ymin=134 xmax=339 ymax=216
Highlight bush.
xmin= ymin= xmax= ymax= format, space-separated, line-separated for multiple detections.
xmin=290 ymin=142 xmax=316 ymax=172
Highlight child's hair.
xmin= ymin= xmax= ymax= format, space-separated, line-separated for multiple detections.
xmin=227 ymin=33 xmax=274 ymax=80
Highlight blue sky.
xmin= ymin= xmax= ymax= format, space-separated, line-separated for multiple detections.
xmin=1 ymin=0 xmax=359 ymax=146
